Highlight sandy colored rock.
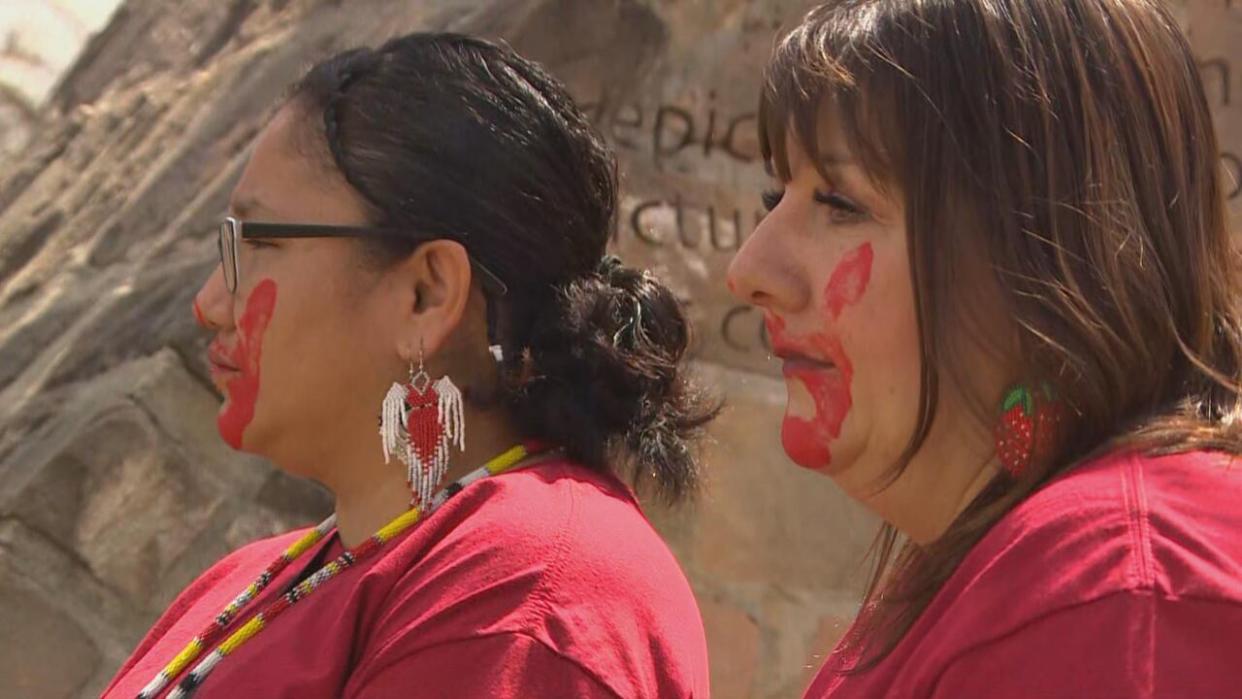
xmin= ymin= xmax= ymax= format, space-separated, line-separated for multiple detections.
xmin=0 ymin=558 xmax=102 ymax=699
xmin=0 ymin=350 xmax=330 ymax=696
xmin=649 ymin=363 xmax=876 ymax=698
xmin=677 ymin=364 xmax=878 ymax=591
xmin=698 ymin=595 xmax=762 ymax=699
xmin=0 ymin=0 xmax=124 ymax=158
xmin=1179 ymin=1 xmax=1242 ymax=234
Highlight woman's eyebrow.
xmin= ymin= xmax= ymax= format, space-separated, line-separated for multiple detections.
xmin=229 ymin=195 xmax=272 ymax=219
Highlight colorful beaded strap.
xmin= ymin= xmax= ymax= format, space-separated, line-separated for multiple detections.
xmin=138 ymin=442 xmax=539 ymax=699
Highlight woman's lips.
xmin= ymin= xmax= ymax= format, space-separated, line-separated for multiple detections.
xmin=779 ymin=355 xmax=836 ymax=375
xmin=765 ymin=316 xmax=854 ymax=471
xmin=207 ymin=344 xmax=241 ymax=380
xmin=774 ymin=347 xmax=836 ymax=375
xmin=208 ymin=363 xmax=240 ymax=388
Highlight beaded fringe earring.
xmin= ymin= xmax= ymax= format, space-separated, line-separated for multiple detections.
xmin=379 ymin=349 xmax=465 ymax=507
xmin=995 ymin=381 xmax=1063 ymax=477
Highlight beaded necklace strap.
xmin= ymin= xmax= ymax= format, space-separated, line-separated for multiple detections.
xmin=138 ymin=442 xmax=539 ymax=699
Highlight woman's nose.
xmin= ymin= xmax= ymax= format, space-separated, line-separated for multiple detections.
xmin=726 ymin=210 xmax=809 ymax=313
xmin=193 ymin=264 xmax=233 ymax=332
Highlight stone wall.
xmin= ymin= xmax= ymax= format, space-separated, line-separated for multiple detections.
xmin=0 ymin=1 xmax=1236 ymax=698
xmin=0 ymin=0 xmax=122 ymax=157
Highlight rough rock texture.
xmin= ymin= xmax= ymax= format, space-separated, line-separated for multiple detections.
xmin=1185 ymin=1 xmax=1242 ymax=235
xmin=0 ymin=1 xmax=1236 ymax=698
xmin=0 ymin=1 xmax=122 ymax=157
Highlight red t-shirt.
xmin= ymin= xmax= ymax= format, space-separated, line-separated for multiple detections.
xmin=102 ymin=459 xmax=709 ymax=698
xmin=807 ymin=449 xmax=1242 ymax=698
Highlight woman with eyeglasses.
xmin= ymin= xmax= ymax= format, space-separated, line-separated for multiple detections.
xmin=729 ymin=1 xmax=1242 ymax=696
xmin=102 ymin=33 xmax=716 ymax=699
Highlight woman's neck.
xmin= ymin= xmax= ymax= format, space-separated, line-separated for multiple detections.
xmin=861 ymin=402 xmax=998 ymax=545
xmin=326 ymin=407 xmax=528 ymax=548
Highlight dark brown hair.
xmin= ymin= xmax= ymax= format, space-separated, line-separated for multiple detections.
xmin=760 ymin=0 xmax=1242 ymax=665
xmin=289 ymin=33 xmax=718 ymax=502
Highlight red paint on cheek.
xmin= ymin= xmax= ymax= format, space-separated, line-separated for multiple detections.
xmin=824 ymin=242 xmax=873 ymax=319
xmin=191 ymin=300 xmax=207 ymax=328
xmin=763 ymin=244 xmax=871 ymax=470
xmin=217 ymin=279 xmax=277 ymax=449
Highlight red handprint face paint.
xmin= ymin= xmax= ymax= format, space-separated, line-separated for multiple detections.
xmin=216 ymin=279 xmax=278 ymax=449
xmin=771 ymin=242 xmax=873 ymax=470
xmin=192 ymin=300 xmax=208 ymax=328
xmin=779 ymin=334 xmax=854 ymax=470
xmin=824 ymin=243 xmax=873 ymax=319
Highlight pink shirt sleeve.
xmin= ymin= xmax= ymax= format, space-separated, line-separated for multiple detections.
xmin=343 ymin=633 xmax=622 ymax=698
xmin=930 ymin=590 xmax=1242 ymax=698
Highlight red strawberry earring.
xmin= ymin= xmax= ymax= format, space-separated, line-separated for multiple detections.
xmin=994 ymin=382 xmax=1063 ymax=477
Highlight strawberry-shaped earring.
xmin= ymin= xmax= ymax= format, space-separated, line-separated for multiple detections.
xmin=994 ymin=382 xmax=1063 ymax=477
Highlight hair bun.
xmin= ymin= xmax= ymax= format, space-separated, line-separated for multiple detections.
xmin=595 ymin=253 xmax=625 ymax=280
xmin=506 ymin=266 xmax=719 ymax=502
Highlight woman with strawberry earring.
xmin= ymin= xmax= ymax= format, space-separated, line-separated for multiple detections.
xmin=729 ymin=1 xmax=1242 ymax=697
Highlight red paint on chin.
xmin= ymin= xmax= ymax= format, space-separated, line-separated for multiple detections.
xmin=780 ymin=336 xmax=853 ymax=470
xmin=217 ymin=280 xmax=277 ymax=449
xmin=781 ymin=417 xmax=832 ymax=468
xmin=767 ymin=243 xmax=871 ymax=471
xmin=825 ymin=243 xmax=873 ymax=319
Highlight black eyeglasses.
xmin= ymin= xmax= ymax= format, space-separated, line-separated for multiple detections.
xmin=217 ymin=216 xmax=508 ymax=296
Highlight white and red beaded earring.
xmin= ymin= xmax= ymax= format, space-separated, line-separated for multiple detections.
xmin=379 ymin=345 xmax=465 ymax=507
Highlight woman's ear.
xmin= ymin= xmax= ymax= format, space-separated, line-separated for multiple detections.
xmin=391 ymin=239 xmax=474 ymax=359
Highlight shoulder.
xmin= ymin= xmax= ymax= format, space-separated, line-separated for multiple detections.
xmin=343 ymin=632 xmax=626 ymax=699
xmin=157 ymin=526 xmax=315 ymax=616
xmin=849 ymin=451 xmax=1242 ymax=696
xmin=808 ymin=452 xmax=1242 ymax=696
xmin=928 ymin=449 xmax=1242 ymax=646
xmin=360 ymin=459 xmax=707 ymax=697
xmin=104 ymin=526 xmax=319 ymax=692
xmin=156 ymin=526 xmax=316 ymax=626
xmin=216 ymin=527 xmax=316 ymax=569
xmin=923 ymin=450 xmax=1242 ymax=696
xmin=428 ymin=458 xmax=691 ymax=594
xmin=145 ymin=526 xmax=318 ymax=642
xmin=981 ymin=449 xmax=1242 ymax=597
